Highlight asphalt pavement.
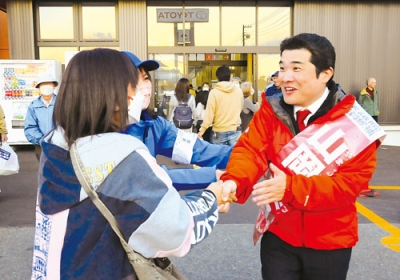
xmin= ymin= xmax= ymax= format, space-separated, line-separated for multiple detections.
xmin=0 ymin=144 xmax=399 ymax=279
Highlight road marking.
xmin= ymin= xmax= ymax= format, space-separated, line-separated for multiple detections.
xmin=356 ymin=201 xmax=400 ymax=252
xmin=369 ymin=186 xmax=400 ymax=190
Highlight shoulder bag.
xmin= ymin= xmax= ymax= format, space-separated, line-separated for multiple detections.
xmin=70 ymin=143 xmax=186 ymax=280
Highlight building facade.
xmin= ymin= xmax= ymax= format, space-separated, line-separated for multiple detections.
xmin=3 ymin=0 xmax=400 ymax=124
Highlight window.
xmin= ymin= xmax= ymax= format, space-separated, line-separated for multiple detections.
xmin=258 ymin=7 xmax=291 ymax=46
xmin=147 ymin=6 xmax=177 ymax=47
xmin=82 ymin=6 xmax=117 ymax=40
xmin=38 ymin=6 xmax=74 ymax=40
xmin=35 ymin=1 xmax=118 ymax=65
xmin=221 ymin=7 xmax=256 ymax=46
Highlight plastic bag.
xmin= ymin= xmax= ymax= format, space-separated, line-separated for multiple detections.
xmin=0 ymin=142 xmax=19 ymax=176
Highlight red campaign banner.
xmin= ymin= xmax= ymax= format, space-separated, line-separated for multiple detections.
xmin=253 ymin=102 xmax=386 ymax=244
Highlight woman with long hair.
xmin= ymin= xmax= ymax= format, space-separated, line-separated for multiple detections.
xmin=168 ymin=77 xmax=196 ymax=132
xmin=31 ymin=48 xmax=225 ymax=280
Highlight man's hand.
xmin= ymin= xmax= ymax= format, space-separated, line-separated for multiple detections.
xmin=206 ymin=180 xmax=237 ymax=207
xmin=218 ymin=180 xmax=237 ymax=213
xmin=197 ymin=132 xmax=203 ymax=139
xmin=252 ymin=163 xmax=287 ymax=206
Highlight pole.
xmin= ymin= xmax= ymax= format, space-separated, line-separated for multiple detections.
xmin=242 ymin=25 xmax=245 ymax=46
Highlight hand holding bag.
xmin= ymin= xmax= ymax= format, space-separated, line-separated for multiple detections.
xmin=70 ymin=143 xmax=186 ymax=280
xmin=0 ymin=142 xmax=19 ymax=176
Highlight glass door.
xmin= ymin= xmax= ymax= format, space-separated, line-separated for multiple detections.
xmin=148 ymin=54 xmax=184 ymax=118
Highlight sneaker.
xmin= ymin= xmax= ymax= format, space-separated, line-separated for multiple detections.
xmin=359 ymin=189 xmax=380 ymax=198
xmin=360 ymin=189 xmax=373 ymax=194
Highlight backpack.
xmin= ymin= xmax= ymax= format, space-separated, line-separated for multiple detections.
xmin=173 ymin=94 xmax=194 ymax=129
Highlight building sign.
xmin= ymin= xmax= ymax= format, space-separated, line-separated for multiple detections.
xmin=177 ymin=29 xmax=190 ymax=44
xmin=157 ymin=9 xmax=209 ymax=23
xmin=205 ymin=54 xmax=231 ymax=61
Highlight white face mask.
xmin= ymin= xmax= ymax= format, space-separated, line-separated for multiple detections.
xmin=40 ymin=85 xmax=54 ymax=96
xmin=202 ymin=87 xmax=209 ymax=91
xmin=128 ymin=90 xmax=145 ymax=124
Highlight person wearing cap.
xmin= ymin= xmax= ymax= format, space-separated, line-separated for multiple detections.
xmin=121 ymin=51 xmax=232 ymax=191
xmin=266 ymin=71 xmax=282 ymax=97
xmin=263 ymin=71 xmax=276 ymax=93
xmin=24 ymin=73 xmax=58 ymax=160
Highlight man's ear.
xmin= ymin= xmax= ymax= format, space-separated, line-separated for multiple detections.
xmin=320 ymin=67 xmax=334 ymax=83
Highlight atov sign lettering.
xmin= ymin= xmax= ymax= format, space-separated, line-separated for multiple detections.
xmin=157 ymin=8 xmax=209 ymax=23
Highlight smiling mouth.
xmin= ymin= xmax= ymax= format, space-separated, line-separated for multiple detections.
xmin=284 ymin=87 xmax=296 ymax=93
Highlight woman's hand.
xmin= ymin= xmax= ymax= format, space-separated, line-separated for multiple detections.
xmin=206 ymin=180 xmax=237 ymax=207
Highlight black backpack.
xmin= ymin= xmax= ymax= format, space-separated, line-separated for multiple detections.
xmin=173 ymin=94 xmax=194 ymax=129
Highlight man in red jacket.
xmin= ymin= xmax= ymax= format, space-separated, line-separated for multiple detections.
xmin=219 ymin=33 xmax=383 ymax=280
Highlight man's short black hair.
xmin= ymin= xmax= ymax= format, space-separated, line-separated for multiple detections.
xmin=280 ymin=33 xmax=336 ymax=87
xmin=216 ymin=65 xmax=231 ymax=82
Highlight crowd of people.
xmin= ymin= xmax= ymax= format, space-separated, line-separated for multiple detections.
xmin=0 ymin=33 xmax=386 ymax=280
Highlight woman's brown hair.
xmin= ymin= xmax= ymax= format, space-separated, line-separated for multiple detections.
xmin=174 ymin=78 xmax=190 ymax=102
xmin=53 ymin=48 xmax=138 ymax=147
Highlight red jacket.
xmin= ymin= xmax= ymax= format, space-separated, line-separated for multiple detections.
xmin=221 ymin=91 xmax=379 ymax=250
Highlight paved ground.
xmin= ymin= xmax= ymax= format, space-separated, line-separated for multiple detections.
xmin=0 ymin=145 xmax=399 ymax=279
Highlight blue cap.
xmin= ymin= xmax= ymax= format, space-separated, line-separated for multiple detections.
xmin=121 ymin=51 xmax=159 ymax=72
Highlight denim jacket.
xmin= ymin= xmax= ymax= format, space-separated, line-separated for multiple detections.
xmin=24 ymin=94 xmax=56 ymax=145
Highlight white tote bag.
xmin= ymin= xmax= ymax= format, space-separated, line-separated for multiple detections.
xmin=0 ymin=142 xmax=19 ymax=176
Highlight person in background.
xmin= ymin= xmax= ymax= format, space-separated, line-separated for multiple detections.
xmin=24 ymin=73 xmax=58 ymax=161
xmin=198 ymin=65 xmax=244 ymax=147
xmin=264 ymin=72 xmax=275 ymax=92
xmin=189 ymin=83 xmax=196 ymax=98
xmin=195 ymin=82 xmax=211 ymax=107
xmin=230 ymin=76 xmax=242 ymax=89
xmin=0 ymin=104 xmax=8 ymax=144
xmin=358 ymin=77 xmax=379 ymax=122
xmin=358 ymin=77 xmax=380 ymax=197
xmin=219 ymin=33 xmax=383 ymax=280
xmin=121 ymin=51 xmax=232 ymax=191
xmin=266 ymin=71 xmax=282 ymax=97
xmin=31 ymin=48 xmax=226 ymax=280
xmin=196 ymin=85 xmax=202 ymax=95
xmin=194 ymin=82 xmax=212 ymax=141
xmin=168 ymin=78 xmax=197 ymax=132
xmin=240 ymin=82 xmax=259 ymax=131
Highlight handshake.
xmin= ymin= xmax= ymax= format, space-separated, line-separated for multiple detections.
xmin=206 ymin=180 xmax=237 ymax=213
xmin=204 ymin=163 xmax=287 ymax=213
